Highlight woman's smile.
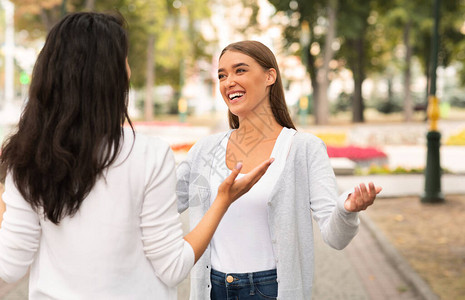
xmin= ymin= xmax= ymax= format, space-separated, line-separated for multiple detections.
xmin=227 ymin=91 xmax=245 ymax=104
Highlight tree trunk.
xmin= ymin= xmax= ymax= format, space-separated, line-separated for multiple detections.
xmin=306 ymin=44 xmax=319 ymax=119
xmin=403 ymin=20 xmax=413 ymax=122
xmin=85 ymin=0 xmax=96 ymax=11
xmin=314 ymin=0 xmax=337 ymax=125
xmin=424 ymin=59 xmax=430 ymax=116
xmin=387 ymin=76 xmax=393 ymax=106
xmin=349 ymin=37 xmax=365 ymax=123
xmin=144 ymin=34 xmax=155 ymax=121
xmin=40 ymin=9 xmax=57 ymax=31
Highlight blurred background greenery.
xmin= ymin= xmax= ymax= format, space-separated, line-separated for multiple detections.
xmin=1 ymin=0 xmax=465 ymax=125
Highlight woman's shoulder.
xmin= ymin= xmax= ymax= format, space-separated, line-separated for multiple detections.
xmin=188 ymin=131 xmax=230 ymax=153
xmin=122 ymin=129 xmax=165 ymax=149
xmin=288 ymin=130 xmax=328 ymax=160
xmin=198 ymin=131 xmax=229 ymax=145
xmin=293 ymin=131 xmax=325 ymax=146
xmin=121 ymin=129 xmax=172 ymax=162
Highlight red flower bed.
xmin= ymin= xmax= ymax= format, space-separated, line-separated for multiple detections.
xmin=326 ymin=145 xmax=387 ymax=161
xmin=171 ymin=143 xmax=194 ymax=152
xmin=170 ymin=142 xmax=387 ymax=162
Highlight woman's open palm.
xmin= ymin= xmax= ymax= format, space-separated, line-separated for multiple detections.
xmin=344 ymin=182 xmax=382 ymax=212
xmin=217 ymin=158 xmax=274 ymax=207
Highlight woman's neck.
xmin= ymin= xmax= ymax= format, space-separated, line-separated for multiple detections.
xmin=235 ymin=105 xmax=283 ymax=143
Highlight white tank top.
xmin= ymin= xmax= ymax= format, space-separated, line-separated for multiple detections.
xmin=209 ymin=127 xmax=296 ymax=273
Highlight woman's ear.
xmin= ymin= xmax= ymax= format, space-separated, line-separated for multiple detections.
xmin=266 ymin=68 xmax=277 ymax=86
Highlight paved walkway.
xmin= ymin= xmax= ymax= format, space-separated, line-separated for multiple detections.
xmin=312 ymin=215 xmax=422 ymax=300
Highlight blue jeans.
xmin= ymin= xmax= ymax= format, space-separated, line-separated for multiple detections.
xmin=210 ymin=268 xmax=278 ymax=300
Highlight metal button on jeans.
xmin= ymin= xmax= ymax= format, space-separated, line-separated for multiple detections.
xmin=226 ymin=275 xmax=234 ymax=283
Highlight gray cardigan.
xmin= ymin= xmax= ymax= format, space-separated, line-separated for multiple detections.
xmin=176 ymin=130 xmax=359 ymax=300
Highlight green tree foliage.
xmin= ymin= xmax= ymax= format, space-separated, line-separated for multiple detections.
xmin=368 ymin=0 xmax=465 ymax=108
xmin=336 ymin=0 xmax=374 ymax=122
xmin=12 ymin=0 xmax=211 ymax=88
xmin=11 ymin=0 xmax=63 ymax=37
xmin=121 ymin=0 xmax=211 ymax=120
xmin=434 ymin=0 xmax=465 ymax=85
xmin=11 ymin=0 xmax=100 ymax=36
xmin=270 ymin=0 xmax=374 ymax=123
xmin=268 ymin=0 xmax=338 ymax=124
xmin=123 ymin=0 xmax=211 ymax=89
xmin=270 ymin=0 xmax=465 ymax=122
xmin=10 ymin=0 xmax=212 ymax=119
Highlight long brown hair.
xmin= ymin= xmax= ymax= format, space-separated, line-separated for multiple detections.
xmin=0 ymin=12 xmax=133 ymax=224
xmin=220 ymin=41 xmax=296 ymax=130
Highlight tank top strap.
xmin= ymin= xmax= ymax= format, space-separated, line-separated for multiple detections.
xmin=269 ymin=127 xmax=297 ymax=163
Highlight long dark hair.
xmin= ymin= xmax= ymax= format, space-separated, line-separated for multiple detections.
xmin=220 ymin=41 xmax=296 ymax=130
xmin=0 ymin=12 xmax=133 ymax=224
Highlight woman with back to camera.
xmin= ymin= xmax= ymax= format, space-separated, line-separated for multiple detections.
xmin=0 ymin=13 xmax=272 ymax=299
xmin=176 ymin=40 xmax=382 ymax=300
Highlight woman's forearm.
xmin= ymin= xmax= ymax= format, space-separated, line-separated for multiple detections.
xmin=183 ymin=198 xmax=229 ymax=263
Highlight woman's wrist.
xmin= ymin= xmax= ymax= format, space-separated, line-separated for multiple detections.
xmin=211 ymin=195 xmax=230 ymax=213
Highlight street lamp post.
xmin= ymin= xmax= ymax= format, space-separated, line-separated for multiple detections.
xmin=61 ymin=0 xmax=67 ymax=16
xmin=421 ymin=0 xmax=444 ymax=203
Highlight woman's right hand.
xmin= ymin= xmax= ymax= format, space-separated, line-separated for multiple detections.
xmin=216 ymin=158 xmax=274 ymax=208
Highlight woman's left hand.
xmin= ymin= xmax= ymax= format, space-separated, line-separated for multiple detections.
xmin=344 ymin=182 xmax=382 ymax=212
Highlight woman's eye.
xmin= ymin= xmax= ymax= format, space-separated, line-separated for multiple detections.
xmin=236 ymin=68 xmax=246 ymax=73
xmin=218 ymin=74 xmax=225 ymax=80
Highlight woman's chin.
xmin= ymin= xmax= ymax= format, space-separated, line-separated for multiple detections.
xmin=228 ymin=108 xmax=246 ymax=118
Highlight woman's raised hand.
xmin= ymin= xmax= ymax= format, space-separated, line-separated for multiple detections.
xmin=217 ymin=158 xmax=274 ymax=207
xmin=344 ymin=182 xmax=382 ymax=212
xmin=184 ymin=158 xmax=274 ymax=262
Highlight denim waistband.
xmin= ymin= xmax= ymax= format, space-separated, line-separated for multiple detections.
xmin=211 ymin=268 xmax=277 ymax=285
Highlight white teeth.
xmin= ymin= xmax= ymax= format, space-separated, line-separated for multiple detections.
xmin=229 ymin=92 xmax=244 ymax=99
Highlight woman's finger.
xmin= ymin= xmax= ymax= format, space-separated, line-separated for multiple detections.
xmin=368 ymin=182 xmax=376 ymax=196
xmin=359 ymin=183 xmax=369 ymax=201
xmin=223 ymin=162 xmax=243 ymax=187
xmin=345 ymin=186 xmax=359 ymax=211
xmin=235 ymin=158 xmax=274 ymax=193
xmin=243 ymin=158 xmax=274 ymax=187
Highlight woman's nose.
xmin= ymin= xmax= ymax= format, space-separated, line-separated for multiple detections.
xmin=226 ymin=75 xmax=236 ymax=87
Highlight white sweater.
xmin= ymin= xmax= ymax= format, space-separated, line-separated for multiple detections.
xmin=177 ymin=130 xmax=358 ymax=299
xmin=0 ymin=130 xmax=194 ymax=299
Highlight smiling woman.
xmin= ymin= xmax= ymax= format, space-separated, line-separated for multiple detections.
xmin=176 ymin=40 xmax=382 ymax=300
